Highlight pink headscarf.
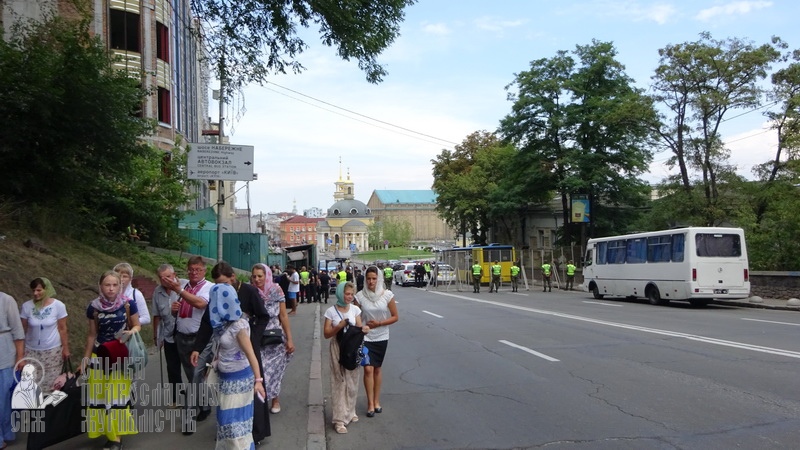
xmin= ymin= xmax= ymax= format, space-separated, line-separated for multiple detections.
xmin=252 ymin=263 xmax=275 ymax=299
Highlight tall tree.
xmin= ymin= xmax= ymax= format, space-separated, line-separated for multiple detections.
xmin=650 ymin=32 xmax=781 ymax=225
xmin=191 ymin=0 xmax=416 ymax=97
xmin=500 ymin=40 xmax=656 ymax=242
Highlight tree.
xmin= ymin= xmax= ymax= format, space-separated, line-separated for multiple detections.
xmin=431 ymin=131 xmax=508 ymax=246
xmin=500 ymin=40 xmax=656 ymax=242
xmin=191 ymin=0 xmax=416 ymax=98
xmin=650 ymin=32 xmax=781 ymax=225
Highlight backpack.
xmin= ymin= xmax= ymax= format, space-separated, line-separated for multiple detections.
xmin=336 ymin=318 xmax=366 ymax=370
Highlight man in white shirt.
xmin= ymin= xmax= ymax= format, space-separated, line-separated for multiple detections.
xmin=153 ymin=263 xmax=185 ymax=407
xmin=287 ymin=265 xmax=300 ymax=315
xmin=163 ymin=256 xmax=211 ymax=433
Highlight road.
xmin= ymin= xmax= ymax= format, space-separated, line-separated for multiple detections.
xmin=34 ymin=285 xmax=800 ymax=449
xmin=326 ymin=286 xmax=800 ymax=449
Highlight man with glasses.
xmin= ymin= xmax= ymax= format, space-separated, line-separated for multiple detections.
xmin=163 ymin=256 xmax=212 ymax=434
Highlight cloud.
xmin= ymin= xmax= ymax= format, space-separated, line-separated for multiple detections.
xmin=694 ymin=1 xmax=773 ymax=22
xmin=559 ymin=2 xmax=678 ymax=25
xmin=474 ymin=16 xmax=527 ymax=33
xmin=422 ymin=22 xmax=451 ymax=36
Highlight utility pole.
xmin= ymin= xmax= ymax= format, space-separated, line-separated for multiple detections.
xmin=216 ymin=51 xmax=226 ymax=262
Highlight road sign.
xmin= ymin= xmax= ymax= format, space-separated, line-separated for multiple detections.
xmin=187 ymin=143 xmax=255 ymax=181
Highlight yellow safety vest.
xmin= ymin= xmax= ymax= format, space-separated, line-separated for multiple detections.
xmin=566 ymin=264 xmax=576 ymax=276
xmin=510 ymin=265 xmax=520 ymax=276
xmin=491 ymin=264 xmax=501 ymax=275
xmin=542 ymin=263 xmax=551 ymax=276
xmin=472 ymin=264 xmax=482 ymax=275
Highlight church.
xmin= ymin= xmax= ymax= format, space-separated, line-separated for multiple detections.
xmin=316 ymin=166 xmax=373 ymax=253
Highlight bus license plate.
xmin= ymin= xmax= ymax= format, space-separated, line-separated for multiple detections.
xmin=714 ymin=289 xmax=728 ymax=294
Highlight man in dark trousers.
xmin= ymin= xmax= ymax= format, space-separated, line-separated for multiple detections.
xmin=318 ymin=270 xmax=331 ymax=303
xmin=192 ymin=262 xmax=271 ymax=444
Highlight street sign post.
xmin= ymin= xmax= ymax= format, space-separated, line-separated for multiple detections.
xmin=187 ymin=143 xmax=255 ymax=181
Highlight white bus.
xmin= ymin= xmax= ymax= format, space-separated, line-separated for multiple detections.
xmin=582 ymin=227 xmax=750 ymax=307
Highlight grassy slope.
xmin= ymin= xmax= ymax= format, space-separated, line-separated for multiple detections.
xmin=0 ymin=228 xmax=175 ymax=361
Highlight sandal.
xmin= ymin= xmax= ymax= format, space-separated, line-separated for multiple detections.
xmin=350 ymin=415 xmax=359 ymax=423
xmin=103 ymin=441 xmax=123 ymax=450
xmin=335 ymin=423 xmax=348 ymax=434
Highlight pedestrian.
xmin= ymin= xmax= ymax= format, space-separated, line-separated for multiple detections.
xmin=205 ymin=283 xmax=266 ymax=450
xmin=152 ymin=264 xmax=184 ymax=407
xmin=542 ymin=261 xmax=552 ymax=292
xmin=489 ymin=261 xmax=502 ymax=293
xmin=299 ymin=266 xmax=310 ymax=304
xmin=414 ymin=262 xmax=425 ymax=287
xmin=471 ymin=261 xmax=483 ymax=293
xmin=113 ymin=262 xmax=151 ymax=326
xmin=355 ymin=269 xmax=364 ymax=293
xmin=161 ymin=256 xmax=212 ymax=433
xmin=565 ymin=260 xmax=577 ymax=290
xmin=510 ymin=262 xmax=520 ymax=292
xmin=354 ymin=266 xmax=399 ymax=418
xmin=0 ymin=291 xmax=25 ymax=450
xmin=251 ymin=263 xmax=295 ymax=415
xmin=323 ymin=282 xmax=370 ymax=434
xmin=20 ymin=277 xmax=69 ymax=394
xmin=82 ymin=270 xmax=141 ymax=450
xmin=287 ymin=265 xmax=300 ymax=315
xmin=382 ymin=264 xmax=393 ymax=290
xmin=319 ymin=270 xmax=331 ymax=303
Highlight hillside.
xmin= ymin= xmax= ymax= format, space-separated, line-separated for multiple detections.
xmin=0 ymin=228 xmax=177 ymax=359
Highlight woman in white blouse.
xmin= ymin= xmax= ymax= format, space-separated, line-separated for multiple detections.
xmin=20 ymin=277 xmax=68 ymax=393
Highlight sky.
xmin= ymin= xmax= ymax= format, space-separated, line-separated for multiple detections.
xmin=219 ymin=0 xmax=800 ymax=215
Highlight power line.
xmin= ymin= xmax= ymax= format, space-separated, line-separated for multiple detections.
xmin=264 ymin=81 xmax=460 ymax=146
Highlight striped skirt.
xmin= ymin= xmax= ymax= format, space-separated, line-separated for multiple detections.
xmin=216 ymin=366 xmax=256 ymax=450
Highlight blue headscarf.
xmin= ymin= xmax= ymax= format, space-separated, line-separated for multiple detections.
xmin=209 ymin=283 xmax=242 ymax=329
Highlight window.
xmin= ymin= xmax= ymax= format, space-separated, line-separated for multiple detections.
xmin=647 ymin=235 xmax=672 ymax=262
xmin=695 ymin=233 xmax=741 ymax=257
xmin=157 ymin=87 xmax=171 ymax=124
xmin=606 ymin=240 xmax=626 ymax=264
xmin=156 ymin=22 xmax=169 ymax=61
xmin=350 ymin=208 xmax=358 ymax=215
xmin=109 ymin=9 xmax=141 ymax=52
xmin=333 ymin=209 xmax=340 ymax=216
xmin=597 ymin=242 xmax=608 ymax=264
xmin=626 ymin=238 xmax=646 ymax=264
xmin=290 ymin=227 xmax=294 ymax=232
xmin=672 ymin=233 xmax=685 ymax=262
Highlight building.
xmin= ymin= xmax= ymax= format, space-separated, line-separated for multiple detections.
xmin=2 ymin=0 xmax=213 ymax=208
xmin=280 ymin=215 xmax=324 ymax=247
xmin=303 ymin=206 xmax=325 ymax=218
xmin=316 ymin=167 xmax=373 ymax=253
xmin=367 ymin=190 xmax=454 ymax=243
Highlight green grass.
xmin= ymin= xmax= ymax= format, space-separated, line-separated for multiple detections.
xmin=356 ymin=248 xmax=435 ymax=262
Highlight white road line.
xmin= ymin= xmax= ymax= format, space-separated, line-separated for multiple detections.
xmin=741 ymin=318 xmax=800 ymax=327
xmin=423 ymin=310 xmax=443 ymax=318
xmin=499 ymin=340 xmax=560 ymax=362
xmin=433 ymin=291 xmax=800 ymax=360
xmin=583 ymin=301 xmax=622 ymax=307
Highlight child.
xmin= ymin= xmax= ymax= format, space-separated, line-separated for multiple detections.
xmin=323 ymin=282 xmax=370 ymax=434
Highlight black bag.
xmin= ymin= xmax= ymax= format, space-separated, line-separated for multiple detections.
xmin=261 ymin=328 xmax=283 ymax=346
xmin=26 ymin=385 xmax=84 ymax=450
xmin=337 ymin=322 xmax=365 ymax=371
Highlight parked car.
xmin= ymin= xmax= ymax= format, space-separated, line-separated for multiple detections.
xmin=434 ymin=264 xmax=456 ymax=283
xmin=393 ymin=262 xmax=417 ymax=286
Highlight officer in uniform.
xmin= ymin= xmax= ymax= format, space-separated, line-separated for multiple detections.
xmin=541 ymin=261 xmax=552 ymax=292
xmin=489 ymin=261 xmax=502 ymax=293
xmin=510 ymin=262 xmax=521 ymax=292
xmin=471 ymin=261 xmax=483 ymax=293
xmin=565 ymin=260 xmax=576 ymax=290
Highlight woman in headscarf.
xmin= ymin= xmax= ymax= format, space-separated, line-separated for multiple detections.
xmin=354 ymin=266 xmax=398 ymax=417
xmin=323 ymin=282 xmax=369 ymax=434
xmin=20 ymin=277 xmax=69 ymax=393
xmin=113 ymin=262 xmax=151 ymax=326
xmin=82 ymin=271 xmax=141 ymax=450
xmin=208 ymin=283 xmax=265 ymax=450
xmin=251 ymin=263 xmax=294 ymax=414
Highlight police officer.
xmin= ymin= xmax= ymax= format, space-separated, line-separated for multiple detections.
xmin=471 ymin=261 xmax=483 ymax=293
xmin=565 ymin=260 xmax=577 ymax=290
xmin=510 ymin=262 xmax=520 ymax=292
xmin=541 ymin=261 xmax=552 ymax=292
xmin=489 ymin=261 xmax=502 ymax=293
xmin=383 ymin=264 xmax=394 ymax=290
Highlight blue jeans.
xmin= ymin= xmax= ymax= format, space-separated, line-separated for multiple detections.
xmin=0 ymin=367 xmax=16 ymax=445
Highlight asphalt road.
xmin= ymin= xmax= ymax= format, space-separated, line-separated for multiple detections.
xmin=31 ymin=285 xmax=800 ymax=449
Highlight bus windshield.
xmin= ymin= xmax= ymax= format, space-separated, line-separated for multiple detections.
xmin=695 ymin=233 xmax=742 ymax=257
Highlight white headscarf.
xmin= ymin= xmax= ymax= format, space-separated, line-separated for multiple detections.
xmin=359 ymin=266 xmax=385 ymax=303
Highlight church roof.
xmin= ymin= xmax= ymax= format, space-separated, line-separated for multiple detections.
xmin=374 ymin=190 xmax=437 ymax=204
xmin=327 ymin=199 xmax=372 ymax=218
xmin=342 ymin=219 xmax=368 ymax=231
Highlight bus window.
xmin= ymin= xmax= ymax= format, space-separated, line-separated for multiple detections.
xmin=647 ymin=235 xmax=671 ymax=262
xmin=626 ymin=238 xmax=646 ymax=264
xmin=584 ymin=249 xmax=593 ymax=266
xmin=607 ymin=239 xmax=626 ymax=264
xmin=672 ymin=233 xmax=685 ymax=262
xmin=695 ymin=233 xmax=742 ymax=257
xmin=597 ymin=242 xmax=607 ymax=264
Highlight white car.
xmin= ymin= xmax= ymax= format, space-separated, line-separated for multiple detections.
xmin=393 ymin=263 xmax=418 ymax=286
xmin=434 ymin=264 xmax=456 ymax=282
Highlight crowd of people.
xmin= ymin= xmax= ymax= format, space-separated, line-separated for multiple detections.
xmin=0 ymin=258 xmax=399 ymax=449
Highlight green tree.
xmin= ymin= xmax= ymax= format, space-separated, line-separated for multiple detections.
xmin=192 ymin=0 xmax=416 ymax=98
xmin=382 ymin=217 xmax=413 ymax=248
xmin=500 ymin=40 xmax=656 ymax=242
xmin=649 ymin=32 xmax=781 ymax=225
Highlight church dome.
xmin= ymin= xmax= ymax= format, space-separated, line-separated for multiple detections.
xmin=327 ymin=199 xmax=372 ymax=218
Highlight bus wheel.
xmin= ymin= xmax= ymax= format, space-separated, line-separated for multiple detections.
xmin=647 ymin=286 xmax=666 ymax=306
xmin=689 ymin=299 xmax=710 ymax=307
xmin=591 ymin=285 xmax=604 ymax=299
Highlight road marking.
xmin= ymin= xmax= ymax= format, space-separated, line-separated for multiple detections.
xmin=499 ymin=340 xmax=560 ymax=362
xmin=741 ymin=318 xmax=800 ymax=327
xmin=434 ymin=292 xmax=800 ymax=360
xmin=423 ymin=310 xmax=443 ymax=318
xmin=583 ymin=301 xmax=622 ymax=307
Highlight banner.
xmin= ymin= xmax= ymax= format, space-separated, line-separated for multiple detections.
xmin=571 ymin=194 xmax=590 ymax=223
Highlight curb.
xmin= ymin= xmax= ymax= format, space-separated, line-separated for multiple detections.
xmin=307 ymin=303 xmax=326 ymax=450
xmin=712 ymin=300 xmax=800 ymax=311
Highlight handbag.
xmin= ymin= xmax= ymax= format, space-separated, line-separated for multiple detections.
xmin=261 ymin=328 xmax=283 ymax=346
xmin=125 ymin=330 xmax=148 ymax=377
xmin=52 ymin=359 xmax=77 ymax=391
